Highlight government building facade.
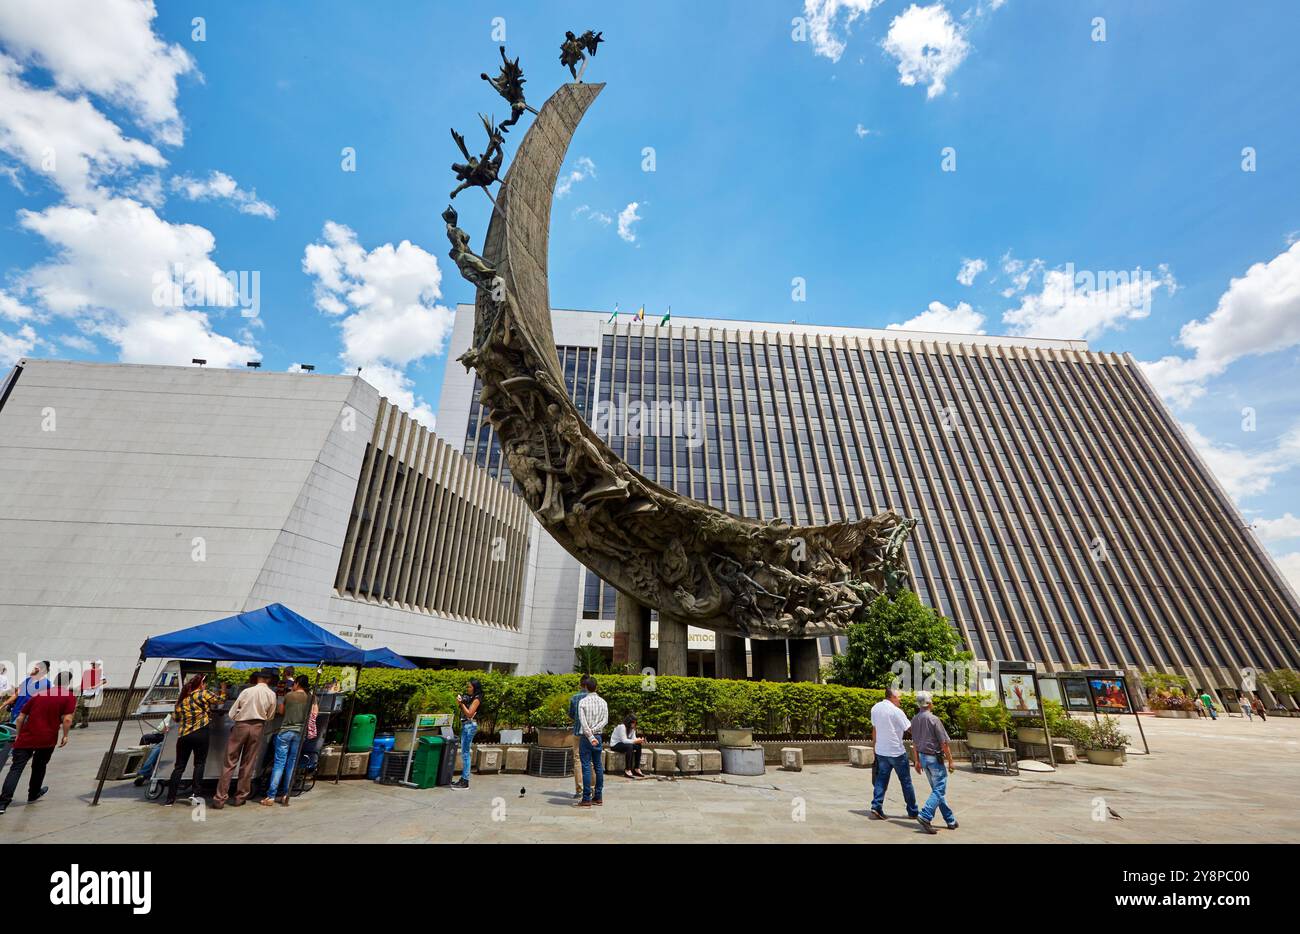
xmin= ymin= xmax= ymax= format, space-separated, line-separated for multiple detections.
xmin=438 ymin=305 xmax=1300 ymax=697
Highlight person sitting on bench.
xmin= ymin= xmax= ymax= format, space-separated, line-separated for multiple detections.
xmin=609 ymin=714 xmax=645 ymax=778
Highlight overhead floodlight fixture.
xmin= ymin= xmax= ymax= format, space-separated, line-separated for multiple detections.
xmin=246 ymin=361 xmax=262 ymax=369
xmin=192 ymin=358 xmax=207 ymax=366
xmin=299 ymin=363 xmax=315 ymax=373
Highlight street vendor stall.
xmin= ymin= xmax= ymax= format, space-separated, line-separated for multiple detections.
xmin=91 ymin=603 xmax=415 ymax=806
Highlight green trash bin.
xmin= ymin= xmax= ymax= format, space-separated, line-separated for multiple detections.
xmin=411 ymin=736 xmax=445 ymax=789
xmin=347 ymin=714 xmax=377 ymax=753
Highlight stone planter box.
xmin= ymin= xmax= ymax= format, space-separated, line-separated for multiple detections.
xmin=1153 ymin=709 xmax=1196 ymax=719
xmin=536 ymin=727 xmax=572 ymax=748
xmin=717 ymin=727 xmax=754 ymax=748
xmin=848 ymin=745 xmax=875 ymax=768
xmin=1016 ymin=727 xmax=1048 ymax=744
xmin=967 ymin=731 xmax=1005 ymax=750
xmin=720 ymin=745 xmax=765 ymax=776
xmin=1084 ymin=748 xmax=1125 ymax=766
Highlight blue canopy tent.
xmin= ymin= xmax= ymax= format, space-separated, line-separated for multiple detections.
xmin=92 ymin=604 xmax=415 ymax=805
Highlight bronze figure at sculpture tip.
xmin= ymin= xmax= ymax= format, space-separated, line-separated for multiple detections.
xmin=449 ymin=112 xmax=505 ymax=200
xmin=560 ymin=29 xmax=604 ymax=81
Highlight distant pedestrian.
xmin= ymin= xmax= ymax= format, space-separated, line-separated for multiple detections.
xmin=451 ymin=679 xmax=483 ymax=789
xmin=567 ymin=675 xmax=592 ymax=798
xmin=1251 ymin=696 xmax=1267 ymax=722
xmin=165 ymin=674 xmax=220 ymax=806
xmin=869 ymin=686 xmax=917 ymax=822
xmin=575 ymin=676 xmax=608 ymax=808
xmin=609 ymin=714 xmax=646 ymax=778
xmin=1193 ymin=696 xmax=1206 ymax=718
xmin=213 ymin=668 xmax=276 ymax=809
xmin=74 ymin=662 xmax=106 ymax=728
xmin=1199 ymin=691 xmax=1217 ymax=720
xmin=910 ymin=691 xmax=957 ymax=833
xmin=0 ymin=670 xmax=76 ymax=815
xmin=0 ymin=664 xmax=15 ymax=724
xmin=263 ymin=675 xmax=312 ymax=806
xmin=1240 ymin=694 xmax=1254 ymax=722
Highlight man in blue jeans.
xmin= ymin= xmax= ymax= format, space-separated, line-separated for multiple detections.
xmin=909 ymin=691 xmax=957 ymax=833
xmin=869 ymin=686 xmax=917 ymax=821
xmin=574 ymin=677 xmax=608 ymax=808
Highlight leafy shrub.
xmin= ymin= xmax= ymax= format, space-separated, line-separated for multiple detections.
xmin=956 ymin=694 xmax=1011 ymax=735
xmin=1086 ymin=715 xmax=1130 ymax=750
xmin=1148 ymin=689 xmax=1195 ymax=712
xmin=529 ymin=692 xmax=573 ymax=728
xmin=825 ymin=590 xmax=971 ymax=690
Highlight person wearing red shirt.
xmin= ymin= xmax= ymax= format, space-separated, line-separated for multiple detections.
xmin=0 ymin=670 xmax=76 ymax=814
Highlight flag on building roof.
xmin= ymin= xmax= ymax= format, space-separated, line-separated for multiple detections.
xmin=606 ymin=302 xmax=619 ymax=323
xmin=634 ymin=304 xmax=645 ymax=322
xmin=659 ymin=305 xmax=671 ymax=326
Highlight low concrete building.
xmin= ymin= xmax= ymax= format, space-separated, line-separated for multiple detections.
xmin=0 ymin=359 xmax=554 ymax=683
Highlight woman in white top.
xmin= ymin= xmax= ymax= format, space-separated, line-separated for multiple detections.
xmin=608 ymin=715 xmax=645 ymax=778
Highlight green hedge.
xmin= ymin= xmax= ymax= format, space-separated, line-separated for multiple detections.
xmin=215 ymin=667 xmax=982 ymax=740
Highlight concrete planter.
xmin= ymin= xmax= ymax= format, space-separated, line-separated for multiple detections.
xmin=1085 ymin=748 xmax=1125 ymax=766
xmin=717 ymin=727 xmax=754 ymax=748
xmin=720 ymin=745 xmax=765 ymax=776
xmin=1153 ymin=709 xmax=1195 ymax=719
xmin=1016 ymin=727 xmax=1048 ymax=744
xmin=967 ymin=731 xmax=1005 ymax=750
xmin=537 ymin=727 xmax=572 ymax=748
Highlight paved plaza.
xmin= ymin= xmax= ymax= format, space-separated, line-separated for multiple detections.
xmin=4 ymin=714 xmax=1298 ymax=844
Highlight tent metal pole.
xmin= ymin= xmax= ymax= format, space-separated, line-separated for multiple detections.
xmin=334 ymin=666 xmax=361 ymax=785
xmin=90 ymin=647 xmax=145 ymax=806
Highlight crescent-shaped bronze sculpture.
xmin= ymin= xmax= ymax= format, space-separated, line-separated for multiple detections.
xmin=448 ymin=77 xmax=917 ymax=641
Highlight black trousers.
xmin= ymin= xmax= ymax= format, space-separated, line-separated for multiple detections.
xmin=166 ymin=727 xmax=210 ymax=802
xmin=0 ymin=746 xmax=54 ymax=805
xmin=611 ymin=742 xmax=641 ymax=771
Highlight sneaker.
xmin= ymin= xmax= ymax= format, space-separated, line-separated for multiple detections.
xmin=869 ymin=808 xmax=887 ymax=820
xmin=451 ymin=780 xmax=469 ymax=790
xmin=0 ymin=803 xmax=8 ymax=815
xmin=916 ymin=816 xmax=938 ymax=835
xmin=573 ymin=799 xmax=592 ymax=808
xmin=27 ymin=787 xmax=48 ymax=803
xmin=163 ymin=798 xmax=176 ymax=807
xmin=946 ymin=821 xmax=959 ymax=830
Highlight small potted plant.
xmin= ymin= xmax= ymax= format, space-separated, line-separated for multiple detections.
xmin=713 ymin=692 xmax=754 ymax=748
xmin=530 ymin=692 xmax=575 ymax=748
xmin=1083 ymin=715 xmax=1130 ymax=766
xmin=962 ymin=694 xmax=1011 ymax=749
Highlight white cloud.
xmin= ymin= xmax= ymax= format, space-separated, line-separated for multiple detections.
xmin=356 ymin=363 xmax=436 ymax=429
xmin=1143 ymin=242 xmax=1300 ymax=407
xmin=1273 ymin=552 xmax=1300 ymax=593
xmin=15 ymin=196 xmax=255 ymax=365
xmin=0 ymin=53 xmax=166 ymax=200
xmin=555 ymin=156 xmax=595 ymax=198
xmin=1002 ymin=264 xmax=1175 ymax=340
xmin=804 ymin=0 xmax=884 ymax=62
xmin=302 ymin=222 xmax=450 ymax=424
xmin=1255 ymin=513 xmax=1300 ymax=543
xmin=0 ymin=322 xmax=38 ymax=365
xmin=573 ymin=204 xmax=612 ymax=226
xmin=888 ymin=299 xmax=985 ymax=334
xmin=1179 ymin=422 xmax=1300 ymax=502
xmin=171 ymin=170 xmax=277 ymax=219
xmin=0 ymin=0 xmax=196 ymax=146
xmin=0 ymin=288 xmax=37 ymax=322
xmin=617 ymin=202 xmax=642 ymax=243
xmin=956 ymin=257 xmax=985 ymax=286
xmin=882 ymin=4 xmax=970 ymax=99
xmin=854 ymin=123 xmax=870 ymax=138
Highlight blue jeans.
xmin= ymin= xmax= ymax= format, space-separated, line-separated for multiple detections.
xmin=460 ymin=721 xmax=477 ymax=782
xmin=265 ymin=729 xmax=302 ymax=798
xmin=137 ymin=743 xmax=163 ymax=780
xmin=918 ymin=753 xmax=955 ymax=825
xmin=870 ymin=752 xmax=918 ymax=817
xmin=578 ymin=736 xmax=604 ymax=802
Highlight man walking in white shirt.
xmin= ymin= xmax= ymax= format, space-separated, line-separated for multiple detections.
xmin=869 ymin=686 xmax=918 ymax=821
xmin=574 ymin=677 xmax=609 ymax=808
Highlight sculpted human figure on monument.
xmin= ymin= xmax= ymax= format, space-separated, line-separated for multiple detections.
xmin=481 ymin=46 xmax=533 ymax=131
xmin=559 ymin=29 xmax=603 ymax=80
xmin=449 ymin=114 xmax=505 ymax=199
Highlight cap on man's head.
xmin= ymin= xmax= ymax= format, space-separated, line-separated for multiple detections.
xmin=915 ymin=691 xmax=934 ymax=708
xmin=258 ymin=667 xmax=279 ymax=681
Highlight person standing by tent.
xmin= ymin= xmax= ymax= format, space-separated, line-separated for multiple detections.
xmin=263 ymin=675 xmax=312 ymax=806
xmin=164 ymin=674 xmax=220 ymax=806
xmin=0 ymin=670 xmax=76 ymax=814
xmin=450 ymin=679 xmax=483 ymax=790
xmin=213 ymin=668 xmax=276 ymax=809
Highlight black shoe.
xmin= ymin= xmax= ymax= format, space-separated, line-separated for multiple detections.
xmin=946 ymin=821 xmax=959 ymax=830
xmin=869 ymin=808 xmax=886 ymax=820
xmin=0 ymin=802 xmax=8 ymax=815
xmin=163 ymin=798 xmax=176 ymax=807
xmin=916 ymin=816 xmax=938 ymax=834
xmin=451 ymin=780 xmax=469 ymax=789
xmin=27 ymin=787 xmax=48 ymax=803
xmin=133 ymin=775 xmax=147 ymax=787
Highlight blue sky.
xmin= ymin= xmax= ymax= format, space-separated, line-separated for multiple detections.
xmin=1 ymin=0 xmax=1297 ymax=581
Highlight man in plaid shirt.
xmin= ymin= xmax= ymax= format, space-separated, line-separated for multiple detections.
xmin=574 ymin=677 xmax=609 ymax=807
